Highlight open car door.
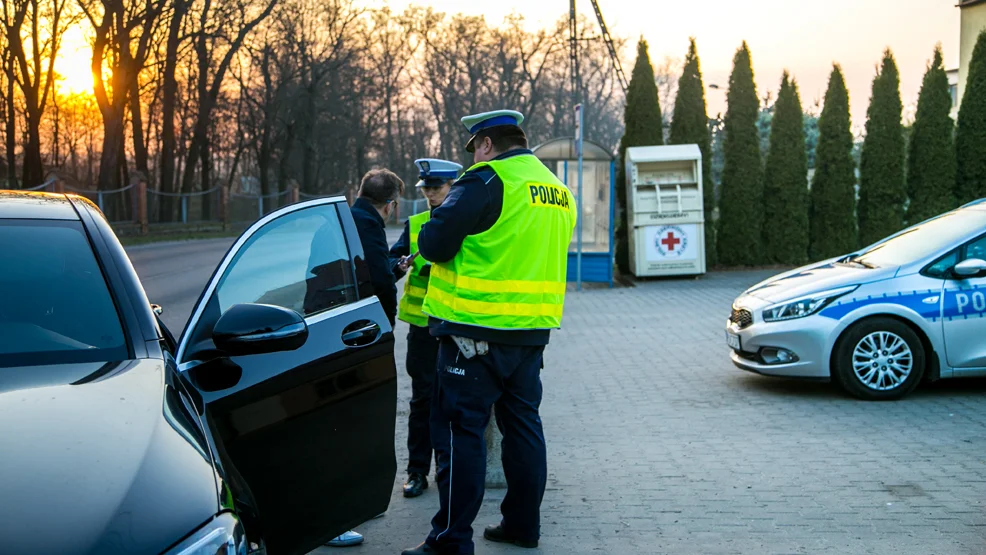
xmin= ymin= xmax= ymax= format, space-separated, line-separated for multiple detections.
xmin=175 ymin=198 xmax=396 ymax=555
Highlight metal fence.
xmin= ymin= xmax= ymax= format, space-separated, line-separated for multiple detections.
xmin=64 ymin=183 xmax=137 ymax=223
xmin=4 ymin=180 xmax=383 ymax=233
xmin=147 ymin=187 xmax=223 ymax=224
xmin=229 ymin=190 xmax=296 ymax=223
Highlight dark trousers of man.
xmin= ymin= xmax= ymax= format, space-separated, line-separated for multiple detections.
xmin=406 ymin=325 xmax=440 ymax=475
xmin=425 ymin=337 xmax=547 ymax=555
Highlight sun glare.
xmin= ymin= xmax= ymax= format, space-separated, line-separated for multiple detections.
xmin=55 ymin=26 xmax=94 ymax=95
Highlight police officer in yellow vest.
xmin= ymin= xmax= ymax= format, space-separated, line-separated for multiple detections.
xmin=402 ymin=110 xmax=576 ymax=555
xmin=388 ymin=158 xmax=462 ymax=499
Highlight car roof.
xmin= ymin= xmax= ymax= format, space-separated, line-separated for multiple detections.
xmin=961 ymin=198 xmax=986 ymax=210
xmin=0 ymin=191 xmax=80 ymax=220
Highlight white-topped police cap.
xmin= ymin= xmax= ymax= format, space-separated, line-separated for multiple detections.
xmin=414 ymin=158 xmax=462 ymax=187
xmin=461 ymin=109 xmax=524 ymax=152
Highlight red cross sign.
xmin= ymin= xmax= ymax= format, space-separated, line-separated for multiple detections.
xmin=661 ymin=231 xmax=682 ymax=251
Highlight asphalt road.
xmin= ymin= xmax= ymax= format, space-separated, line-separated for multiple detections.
xmin=127 ymin=238 xmax=236 ymax=333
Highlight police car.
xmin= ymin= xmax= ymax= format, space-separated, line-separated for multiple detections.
xmin=726 ymin=199 xmax=986 ymax=400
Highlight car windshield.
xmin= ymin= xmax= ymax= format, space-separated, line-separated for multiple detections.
xmin=0 ymin=220 xmax=129 ymax=367
xmin=850 ymin=209 xmax=986 ymax=268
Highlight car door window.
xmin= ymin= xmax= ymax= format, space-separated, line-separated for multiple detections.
xmin=214 ymin=204 xmax=357 ymax=317
xmin=926 ymin=251 xmax=959 ymax=278
xmin=964 ymin=236 xmax=986 ymax=261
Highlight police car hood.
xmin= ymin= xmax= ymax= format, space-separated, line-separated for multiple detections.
xmin=0 ymin=359 xmax=221 ymax=555
xmin=743 ymin=257 xmax=896 ymax=304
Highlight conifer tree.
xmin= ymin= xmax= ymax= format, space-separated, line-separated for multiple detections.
xmin=669 ymin=38 xmax=716 ymax=267
xmin=858 ymin=49 xmax=906 ymax=247
xmin=717 ymin=42 xmax=763 ymax=266
xmin=906 ymin=45 xmax=955 ymax=225
xmin=809 ymin=65 xmax=858 ymax=260
xmin=762 ymin=72 xmax=808 ymax=264
xmin=616 ymin=39 xmax=663 ymax=275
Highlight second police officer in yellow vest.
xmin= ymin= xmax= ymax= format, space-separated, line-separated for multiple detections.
xmin=389 ymin=158 xmax=463 ymax=499
xmin=402 ymin=110 xmax=577 ymax=555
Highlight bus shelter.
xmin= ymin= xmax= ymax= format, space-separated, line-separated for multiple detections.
xmin=531 ymin=137 xmax=616 ymax=288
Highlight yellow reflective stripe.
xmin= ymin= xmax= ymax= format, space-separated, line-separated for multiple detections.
xmin=425 ymin=285 xmax=563 ymax=319
xmin=430 ymin=264 xmax=566 ymax=295
xmin=404 ymin=284 xmax=427 ymax=299
xmin=398 ymin=289 xmax=429 ymax=325
xmin=410 ymin=233 xmax=418 ymax=243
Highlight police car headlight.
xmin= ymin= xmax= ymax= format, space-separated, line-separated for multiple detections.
xmin=762 ymin=286 xmax=858 ymax=323
xmin=165 ymin=513 xmax=247 ymax=555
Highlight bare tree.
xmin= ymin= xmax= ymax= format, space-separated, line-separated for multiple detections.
xmin=361 ymin=6 xmax=422 ymax=176
xmin=236 ymin=29 xmax=295 ymax=199
xmin=80 ymin=0 xmax=165 ymax=191
xmin=1 ymin=38 xmax=15 ymax=186
xmin=178 ymin=0 xmax=279 ymax=209
xmin=654 ymin=55 xmax=681 ymax=139
xmin=2 ymin=0 xmax=77 ymax=187
xmin=277 ymin=0 xmax=361 ymax=194
xmin=158 ymin=0 xmax=192 ymax=204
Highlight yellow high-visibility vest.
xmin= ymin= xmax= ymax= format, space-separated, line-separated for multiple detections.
xmin=397 ymin=210 xmax=431 ymax=327
xmin=422 ymin=153 xmax=576 ymax=330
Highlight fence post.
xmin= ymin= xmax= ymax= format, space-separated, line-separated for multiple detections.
xmin=290 ymin=184 xmax=300 ymax=205
xmin=137 ymin=181 xmax=148 ymax=235
xmin=54 ymin=179 xmax=65 ymax=194
xmin=258 ymin=194 xmax=264 ymax=221
xmin=219 ymin=187 xmax=229 ymax=231
xmin=181 ymin=195 xmax=188 ymax=224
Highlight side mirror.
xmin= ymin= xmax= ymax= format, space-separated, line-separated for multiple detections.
xmin=213 ymin=303 xmax=308 ymax=357
xmin=953 ymin=258 xmax=986 ymax=278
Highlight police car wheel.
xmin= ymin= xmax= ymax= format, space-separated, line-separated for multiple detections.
xmin=832 ymin=317 xmax=925 ymax=401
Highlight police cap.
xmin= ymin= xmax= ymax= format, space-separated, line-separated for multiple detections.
xmin=461 ymin=109 xmax=525 ymax=153
xmin=414 ymin=158 xmax=462 ymax=187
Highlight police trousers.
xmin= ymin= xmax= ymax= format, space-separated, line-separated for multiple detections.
xmin=406 ymin=324 xmax=440 ymax=475
xmin=425 ymin=337 xmax=547 ymax=554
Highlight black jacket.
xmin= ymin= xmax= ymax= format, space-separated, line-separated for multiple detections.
xmin=388 ymin=205 xmax=440 ymax=282
xmin=417 ymin=149 xmax=551 ymax=346
xmin=351 ymin=197 xmax=397 ymax=327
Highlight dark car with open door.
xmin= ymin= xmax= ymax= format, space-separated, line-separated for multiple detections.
xmin=0 ymin=191 xmax=397 ymax=555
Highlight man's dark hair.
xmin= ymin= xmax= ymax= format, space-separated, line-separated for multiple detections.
xmin=358 ymin=169 xmax=405 ymax=207
xmin=471 ymin=124 xmax=528 ymax=153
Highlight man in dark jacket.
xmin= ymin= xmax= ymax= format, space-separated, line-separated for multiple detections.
xmin=350 ymin=168 xmax=405 ymax=327
xmin=325 ymin=168 xmax=404 ymax=549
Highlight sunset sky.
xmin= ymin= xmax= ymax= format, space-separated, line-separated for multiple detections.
xmin=377 ymin=0 xmax=961 ymax=132
xmin=52 ymin=0 xmax=961 ymax=133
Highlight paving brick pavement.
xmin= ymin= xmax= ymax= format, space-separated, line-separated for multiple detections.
xmin=310 ymin=270 xmax=986 ymax=555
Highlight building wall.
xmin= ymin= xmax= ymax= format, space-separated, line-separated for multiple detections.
xmin=957 ymin=2 xmax=986 ymax=111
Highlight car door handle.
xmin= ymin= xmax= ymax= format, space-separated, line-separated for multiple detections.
xmin=342 ymin=321 xmax=381 ymax=347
